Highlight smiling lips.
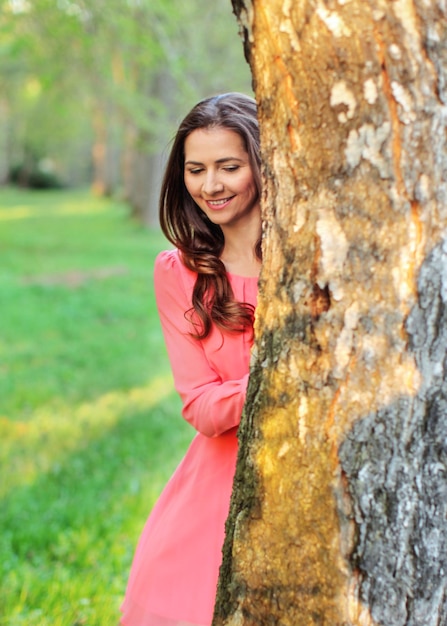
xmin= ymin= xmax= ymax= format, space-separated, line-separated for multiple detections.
xmin=205 ymin=196 xmax=235 ymax=210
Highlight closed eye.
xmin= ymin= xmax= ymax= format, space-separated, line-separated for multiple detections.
xmin=186 ymin=168 xmax=204 ymax=175
xmin=223 ymin=165 xmax=240 ymax=172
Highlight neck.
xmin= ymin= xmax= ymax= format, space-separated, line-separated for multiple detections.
xmin=220 ymin=218 xmax=261 ymax=278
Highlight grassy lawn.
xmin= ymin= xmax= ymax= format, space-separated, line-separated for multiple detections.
xmin=0 ymin=187 xmax=193 ymax=625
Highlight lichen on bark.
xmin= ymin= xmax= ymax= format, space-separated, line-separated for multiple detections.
xmin=340 ymin=240 xmax=447 ymax=626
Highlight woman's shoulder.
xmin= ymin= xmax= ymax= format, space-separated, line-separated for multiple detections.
xmin=154 ymin=249 xmax=196 ymax=290
xmin=155 ymin=248 xmax=181 ymax=271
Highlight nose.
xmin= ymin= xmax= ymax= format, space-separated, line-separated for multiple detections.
xmin=202 ymin=171 xmax=224 ymax=196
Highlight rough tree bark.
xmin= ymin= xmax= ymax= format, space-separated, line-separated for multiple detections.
xmin=213 ymin=1 xmax=447 ymax=625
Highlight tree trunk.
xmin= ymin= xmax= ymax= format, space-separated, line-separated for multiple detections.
xmin=91 ymin=103 xmax=121 ymax=197
xmin=0 ymin=99 xmax=10 ymax=184
xmin=122 ymin=70 xmax=174 ymax=227
xmin=214 ymin=1 xmax=447 ymax=625
xmin=122 ymin=125 xmax=165 ymax=228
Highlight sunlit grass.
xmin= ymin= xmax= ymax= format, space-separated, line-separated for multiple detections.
xmin=1 ymin=375 xmax=175 ymax=498
xmin=0 ymin=201 xmax=110 ymax=221
xmin=0 ymin=187 xmax=193 ymax=626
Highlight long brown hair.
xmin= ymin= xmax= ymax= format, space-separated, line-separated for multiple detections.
xmin=159 ymin=93 xmax=261 ymax=339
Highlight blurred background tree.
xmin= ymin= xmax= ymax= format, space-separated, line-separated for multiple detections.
xmin=0 ymin=0 xmax=252 ymax=224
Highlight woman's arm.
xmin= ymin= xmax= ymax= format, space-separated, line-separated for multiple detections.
xmin=154 ymin=250 xmax=249 ymax=438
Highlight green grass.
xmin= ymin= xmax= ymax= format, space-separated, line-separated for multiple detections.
xmin=0 ymin=187 xmax=193 ymax=625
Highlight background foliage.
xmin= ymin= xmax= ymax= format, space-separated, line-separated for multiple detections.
xmin=0 ymin=0 xmax=252 ymax=221
xmin=1 ymin=2 xmax=251 ymax=622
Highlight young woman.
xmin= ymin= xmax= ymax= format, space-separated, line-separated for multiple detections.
xmin=120 ymin=93 xmax=262 ymax=626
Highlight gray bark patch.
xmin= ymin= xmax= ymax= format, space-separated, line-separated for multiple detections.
xmin=340 ymin=239 xmax=447 ymax=626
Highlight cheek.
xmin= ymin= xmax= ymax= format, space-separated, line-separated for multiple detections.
xmin=184 ymin=177 xmax=197 ymax=197
xmin=237 ymin=170 xmax=255 ymax=191
xmin=241 ymin=176 xmax=257 ymax=197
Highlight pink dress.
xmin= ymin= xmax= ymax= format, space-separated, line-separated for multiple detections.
xmin=120 ymin=249 xmax=258 ymax=626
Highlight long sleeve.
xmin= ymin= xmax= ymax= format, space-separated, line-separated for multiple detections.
xmin=154 ymin=250 xmax=249 ymax=438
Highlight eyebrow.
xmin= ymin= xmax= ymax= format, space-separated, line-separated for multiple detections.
xmin=184 ymin=157 xmax=245 ymax=166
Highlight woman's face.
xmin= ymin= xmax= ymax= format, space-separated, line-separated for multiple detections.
xmin=184 ymin=127 xmax=259 ymax=230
